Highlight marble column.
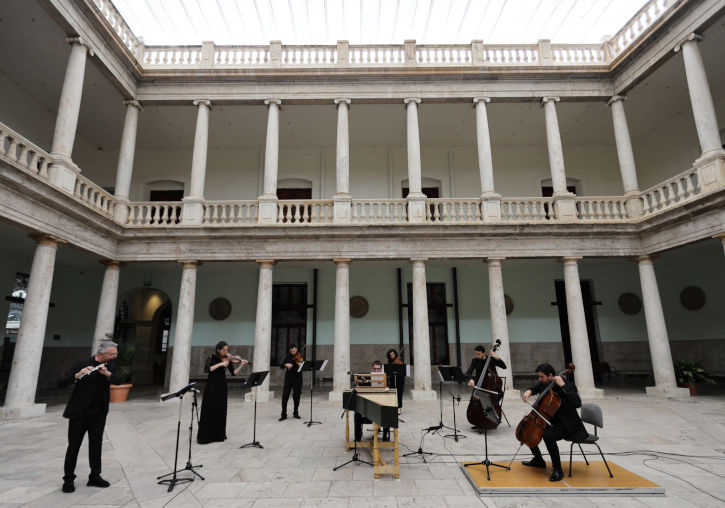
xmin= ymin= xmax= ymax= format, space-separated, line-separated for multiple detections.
xmin=91 ymin=260 xmax=121 ymax=355
xmin=561 ymin=257 xmax=603 ymax=399
xmin=719 ymin=234 xmax=725 ymax=255
xmin=258 ymin=99 xmax=281 ymax=224
xmin=486 ymin=258 xmax=514 ymax=391
xmin=474 ymin=97 xmax=502 ymax=222
xmin=333 ymin=99 xmax=352 ymax=223
xmin=48 ymin=38 xmax=92 ymax=193
xmin=542 ymin=97 xmax=576 ymax=222
xmin=0 ymin=235 xmax=59 ymax=419
xmin=330 ymin=259 xmax=351 ymax=401
xmin=405 ymin=98 xmax=427 ymax=223
xmin=607 ymin=95 xmax=643 ymax=217
xmin=168 ymin=261 xmax=198 ymax=394
xmin=113 ymin=100 xmax=142 ymax=222
xmin=182 ymin=100 xmax=211 ymax=224
xmin=410 ymin=259 xmax=436 ymax=400
xmin=637 ymin=256 xmax=689 ymax=397
xmin=247 ymin=260 xmax=275 ymax=402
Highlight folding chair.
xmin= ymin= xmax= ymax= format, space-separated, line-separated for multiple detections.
xmin=568 ymin=403 xmax=613 ymax=478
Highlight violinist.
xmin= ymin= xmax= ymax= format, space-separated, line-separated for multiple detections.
xmin=386 ymin=348 xmax=405 ymax=411
xmin=197 ymin=341 xmax=249 ymax=444
xmin=520 ymin=363 xmax=588 ymax=482
xmin=279 ymin=343 xmax=304 ymax=421
xmin=466 ymin=345 xmax=507 ymax=388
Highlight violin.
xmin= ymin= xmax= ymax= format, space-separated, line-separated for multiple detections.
xmin=514 ymin=363 xmax=575 ymax=448
xmin=222 ymin=352 xmax=250 ymax=365
xmin=293 ymin=352 xmax=304 ymax=365
xmin=394 ymin=357 xmax=403 ymax=365
xmin=465 ymin=339 xmax=504 ymax=430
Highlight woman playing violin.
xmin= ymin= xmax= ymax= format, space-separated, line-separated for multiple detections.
xmin=197 ymin=341 xmax=249 ymax=444
xmin=520 ymin=363 xmax=588 ymax=482
xmin=386 ymin=348 xmax=405 ymax=412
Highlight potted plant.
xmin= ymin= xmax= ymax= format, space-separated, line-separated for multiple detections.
xmin=109 ymin=332 xmax=135 ymax=403
xmin=674 ymin=360 xmax=716 ymax=396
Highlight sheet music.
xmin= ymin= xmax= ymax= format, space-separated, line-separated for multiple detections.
xmin=320 ymin=359 xmax=328 ymax=371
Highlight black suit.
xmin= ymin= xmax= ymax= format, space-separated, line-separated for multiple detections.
xmin=465 ymin=356 xmax=507 ymax=384
xmin=280 ymin=353 xmax=303 ymax=417
xmin=58 ymin=357 xmax=120 ymax=482
xmin=526 ymin=378 xmax=588 ymax=471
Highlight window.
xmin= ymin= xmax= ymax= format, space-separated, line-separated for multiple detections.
xmin=5 ymin=273 xmax=29 ymax=335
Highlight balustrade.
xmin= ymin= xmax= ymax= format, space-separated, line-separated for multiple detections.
xmin=126 ymin=202 xmax=182 ymax=226
xmin=277 ymin=200 xmax=333 ymax=224
xmin=426 ymin=199 xmax=482 ymax=222
xmin=575 ymin=197 xmax=629 ymax=221
xmin=203 ymin=202 xmax=258 ymax=225
xmin=501 ymin=198 xmax=554 ymax=222
xmin=640 ymin=168 xmax=700 ymax=215
xmin=0 ymin=122 xmax=51 ymax=178
xmin=73 ymin=174 xmax=115 ymax=216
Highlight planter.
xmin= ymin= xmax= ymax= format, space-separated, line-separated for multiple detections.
xmin=110 ymin=383 xmax=133 ymax=403
xmin=679 ymin=382 xmax=697 ymax=396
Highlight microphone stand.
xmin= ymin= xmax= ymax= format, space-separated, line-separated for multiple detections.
xmin=334 ymin=386 xmax=372 ymax=470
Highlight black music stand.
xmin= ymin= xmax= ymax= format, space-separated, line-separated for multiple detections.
xmin=463 ymin=390 xmax=509 ymax=481
xmin=157 ymin=382 xmax=204 ymax=492
xmin=334 ymin=386 xmax=373 ymax=471
xmin=438 ymin=366 xmax=467 ymax=442
xmin=298 ymin=359 xmax=327 ymax=427
xmin=240 ymin=371 xmax=268 ymax=449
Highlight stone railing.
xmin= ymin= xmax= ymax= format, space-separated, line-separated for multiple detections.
xmin=142 ymin=46 xmax=202 ymax=66
xmin=90 ymin=0 xmax=140 ymax=56
xmin=608 ymin=0 xmax=678 ymax=59
xmin=575 ymin=197 xmax=629 ymax=221
xmin=215 ymin=46 xmax=270 ymax=66
xmin=416 ymin=45 xmax=472 ymax=65
xmin=501 ymin=198 xmax=554 ymax=222
xmin=349 ymin=45 xmax=406 ymax=65
xmin=126 ymin=202 xmax=182 ymax=226
xmin=282 ymin=45 xmax=337 ymax=65
xmin=203 ymin=201 xmax=258 ymax=225
xmin=551 ymin=45 xmax=607 ymax=65
xmin=640 ymin=166 xmax=700 ymax=215
xmin=351 ymin=199 xmax=408 ymax=224
xmin=426 ymin=199 xmax=482 ymax=222
xmin=73 ymin=173 xmax=116 ymax=217
xmin=277 ymin=200 xmax=334 ymax=224
xmin=0 ymin=122 xmax=51 ymax=180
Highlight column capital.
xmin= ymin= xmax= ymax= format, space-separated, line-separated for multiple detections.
xmin=541 ymin=96 xmax=560 ymax=107
xmin=178 ymin=260 xmax=200 ymax=268
xmin=99 ymin=260 xmax=122 ymax=269
xmin=28 ymin=233 xmax=63 ymax=247
xmin=674 ymin=33 xmax=704 ymax=52
xmin=633 ymin=254 xmax=660 ymax=263
xmin=404 ymin=97 xmax=421 ymax=105
xmin=264 ymin=98 xmax=282 ymax=106
xmin=192 ymin=99 xmax=212 ymax=109
xmin=485 ymin=257 xmax=505 ymax=264
xmin=334 ymin=98 xmax=351 ymax=106
xmin=409 ymin=258 xmax=427 ymax=264
xmin=473 ymin=97 xmax=491 ymax=105
xmin=65 ymin=36 xmax=94 ymax=56
xmin=560 ymin=256 xmax=582 ymax=264
xmin=333 ymin=258 xmax=352 ymax=266
xmin=123 ymin=99 xmax=143 ymax=111
xmin=606 ymin=95 xmax=627 ymax=107
xmin=256 ymin=259 xmax=276 ymax=268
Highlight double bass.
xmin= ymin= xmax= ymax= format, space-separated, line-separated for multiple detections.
xmin=514 ymin=363 xmax=575 ymax=448
xmin=465 ymin=339 xmax=504 ymax=430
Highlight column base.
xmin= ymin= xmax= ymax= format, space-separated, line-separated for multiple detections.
xmin=328 ymin=391 xmax=343 ymax=402
xmin=552 ymin=193 xmax=577 ymax=222
xmin=624 ymin=193 xmax=643 ymax=218
xmin=645 ymin=385 xmax=690 ymax=398
xmin=0 ymin=403 xmax=47 ymax=420
xmin=694 ymin=151 xmax=725 ymax=194
xmin=333 ymin=194 xmax=352 ymax=224
xmin=181 ymin=199 xmax=204 ymax=225
xmin=576 ymin=388 xmax=604 ymax=400
xmin=48 ymin=156 xmax=80 ymax=194
xmin=411 ymin=389 xmax=437 ymax=401
xmin=244 ymin=389 xmax=275 ymax=403
xmin=114 ymin=199 xmax=130 ymax=224
xmin=407 ymin=195 xmax=427 ymax=223
xmin=257 ymin=198 xmax=278 ymax=225
xmin=481 ymin=193 xmax=502 ymax=223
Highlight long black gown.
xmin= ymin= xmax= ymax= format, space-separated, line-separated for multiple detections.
xmin=197 ymin=354 xmax=235 ymax=444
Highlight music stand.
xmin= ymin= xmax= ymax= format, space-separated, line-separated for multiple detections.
xmin=157 ymin=382 xmax=204 ymax=492
xmin=240 ymin=371 xmax=268 ymax=449
xmin=438 ymin=366 xmax=467 ymax=442
xmin=298 ymin=359 xmax=327 ymax=427
xmin=463 ymin=388 xmax=509 ymax=481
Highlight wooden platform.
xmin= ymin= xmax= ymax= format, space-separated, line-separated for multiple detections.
xmin=460 ymin=461 xmax=664 ymax=496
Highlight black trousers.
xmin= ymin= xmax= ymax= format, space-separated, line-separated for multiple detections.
xmin=529 ymin=423 xmax=570 ymax=470
xmin=354 ymin=412 xmax=389 ymax=442
xmin=63 ymin=407 xmax=106 ymax=481
xmin=281 ymin=377 xmax=302 ymax=416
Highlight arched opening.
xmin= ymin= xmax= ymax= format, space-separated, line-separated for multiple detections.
xmin=401 ymin=177 xmax=441 ymax=198
xmin=114 ymin=287 xmax=172 ymax=386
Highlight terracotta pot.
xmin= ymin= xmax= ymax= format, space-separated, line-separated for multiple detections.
xmin=110 ymin=383 xmax=133 ymax=403
xmin=679 ymin=382 xmax=697 ymax=396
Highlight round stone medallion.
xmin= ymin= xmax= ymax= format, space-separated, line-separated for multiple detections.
xmin=209 ymin=297 xmax=232 ymax=321
xmin=350 ymin=296 xmax=369 ymax=318
xmin=680 ymin=286 xmax=705 ymax=311
xmin=618 ymin=292 xmax=642 ymax=315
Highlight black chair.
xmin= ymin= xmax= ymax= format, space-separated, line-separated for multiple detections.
xmin=568 ymin=403 xmax=613 ymax=478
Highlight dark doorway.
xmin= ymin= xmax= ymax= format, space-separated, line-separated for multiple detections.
xmin=271 ymin=284 xmax=308 ymax=365
xmin=278 ymin=188 xmax=312 ymax=223
xmin=149 ymin=189 xmax=184 ymax=201
xmin=553 ymin=280 xmax=600 ymax=371
xmin=541 ymin=185 xmax=576 ymax=197
xmin=151 ymin=302 xmax=171 ymax=385
xmin=406 ymin=282 xmax=450 ymax=365
xmin=402 ymin=187 xmax=440 ymax=198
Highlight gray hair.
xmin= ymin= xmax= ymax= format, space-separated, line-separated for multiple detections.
xmin=97 ymin=340 xmax=118 ymax=354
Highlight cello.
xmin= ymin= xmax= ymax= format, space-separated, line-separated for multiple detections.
xmin=465 ymin=339 xmax=504 ymax=430
xmin=514 ymin=363 xmax=575 ymax=448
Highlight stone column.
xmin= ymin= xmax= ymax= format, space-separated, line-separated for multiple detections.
xmin=637 ymin=256 xmax=689 ymax=397
xmin=607 ymin=95 xmax=643 ymax=217
xmin=182 ymin=100 xmax=211 ymax=225
xmin=718 ymin=233 xmax=725 ymax=255
xmin=258 ymin=99 xmax=281 ymax=224
xmin=246 ymin=260 xmax=275 ymax=402
xmin=410 ymin=259 xmax=436 ymax=400
xmin=675 ymin=34 xmax=725 ymax=193
xmin=0 ymin=235 xmax=59 ymax=419
xmin=333 ymin=99 xmax=352 ymax=223
xmin=168 ymin=261 xmax=198 ymax=394
xmin=486 ymin=258 xmax=514 ymax=391
xmin=542 ymin=97 xmax=576 ymax=222
xmin=474 ymin=97 xmax=502 ymax=222
xmin=91 ymin=261 xmax=121 ymax=355
xmin=405 ymin=98 xmax=427 ymax=223
xmin=113 ymin=100 xmax=143 ymax=223
xmin=48 ymin=38 xmax=92 ymax=193
xmin=561 ymin=257 xmax=603 ymax=399
xmin=330 ymin=259 xmax=351 ymax=401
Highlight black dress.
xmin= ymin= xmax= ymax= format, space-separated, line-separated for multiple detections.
xmin=197 ymin=354 xmax=235 ymax=444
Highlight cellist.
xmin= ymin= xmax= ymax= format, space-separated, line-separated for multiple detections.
xmin=465 ymin=345 xmax=507 ymax=389
xmin=520 ymin=363 xmax=588 ymax=482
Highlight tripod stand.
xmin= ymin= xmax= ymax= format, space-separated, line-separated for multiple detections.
xmin=157 ymin=384 xmax=204 ymax=492
xmin=300 ymin=360 xmax=327 ymax=427
xmin=240 ymin=371 xmax=268 ymax=449
xmin=444 ymin=388 xmax=466 ymax=442
xmin=463 ymin=406 xmax=509 ymax=481
xmin=333 ymin=388 xmax=372 ymax=471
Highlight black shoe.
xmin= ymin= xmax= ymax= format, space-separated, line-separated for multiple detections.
xmin=549 ymin=469 xmax=564 ymax=482
xmin=522 ymin=458 xmax=546 ymax=469
xmin=87 ymin=475 xmax=110 ymax=488
xmin=293 ymin=413 xmax=301 ymax=419
xmin=382 ymin=430 xmax=390 ymax=442
xmin=62 ymin=481 xmax=75 ymax=493
xmin=279 ymin=415 xmax=287 ymax=421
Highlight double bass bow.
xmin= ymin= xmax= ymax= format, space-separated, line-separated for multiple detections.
xmin=465 ymin=339 xmax=504 ymax=430
xmin=514 ymin=363 xmax=575 ymax=448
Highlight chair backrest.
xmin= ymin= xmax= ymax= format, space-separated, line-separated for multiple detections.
xmin=581 ymin=403 xmax=603 ymax=428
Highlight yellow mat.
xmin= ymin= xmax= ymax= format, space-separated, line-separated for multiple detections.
xmin=461 ymin=461 xmax=663 ymax=496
